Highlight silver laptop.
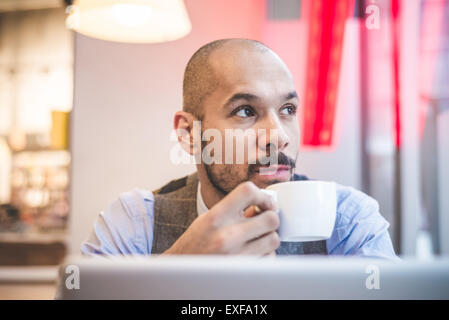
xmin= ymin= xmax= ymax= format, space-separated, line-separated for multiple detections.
xmin=56 ymin=255 xmax=449 ymax=300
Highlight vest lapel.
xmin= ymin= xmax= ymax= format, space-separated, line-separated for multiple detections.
xmin=276 ymin=239 xmax=328 ymax=255
xmin=151 ymin=174 xmax=198 ymax=254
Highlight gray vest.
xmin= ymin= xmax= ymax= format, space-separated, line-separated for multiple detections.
xmin=151 ymin=173 xmax=328 ymax=255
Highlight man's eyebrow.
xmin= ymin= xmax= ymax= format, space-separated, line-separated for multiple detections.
xmin=285 ymin=91 xmax=298 ymax=100
xmin=224 ymin=92 xmax=259 ymax=107
xmin=223 ymin=91 xmax=298 ymax=108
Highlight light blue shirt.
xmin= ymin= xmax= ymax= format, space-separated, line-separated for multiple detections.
xmin=81 ymin=180 xmax=399 ymax=260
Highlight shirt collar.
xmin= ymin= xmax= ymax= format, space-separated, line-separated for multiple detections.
xmin=196 ymin=182 xmax=209 ymax=216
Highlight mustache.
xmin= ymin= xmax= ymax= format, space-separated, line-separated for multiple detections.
xmin=248 ymin=152 xmax=296 ymax=175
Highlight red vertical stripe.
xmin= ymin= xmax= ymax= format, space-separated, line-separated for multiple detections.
xmin=391 ymin=0 xmax=401 ymax=148
xmin=302 ymin=0 xmax=355 ymax=147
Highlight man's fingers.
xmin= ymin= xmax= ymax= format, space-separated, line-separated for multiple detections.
xmin=213 ymin=182 xmax=277 ymax=221
xmin=243 ymin=205 xmax=261 ymax=218
xmin=214 ymin=210 xmax=280 ymax=252
xmin=232 ymin=210 xmax=280 ymax=244
xmin=240 ymin=231 xmax=281 ymax=255
xmin=263 ymin=251 xmax=277 ymax=258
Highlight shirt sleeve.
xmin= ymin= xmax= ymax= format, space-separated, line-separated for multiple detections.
xmin=80 ymin=189 xmax=155 ymax=256
xmin=327 ymin=185 xmax=400 ymax=260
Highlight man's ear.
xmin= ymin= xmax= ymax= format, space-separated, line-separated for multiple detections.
xmin=173 ymin=111 xmax=200 ymax=156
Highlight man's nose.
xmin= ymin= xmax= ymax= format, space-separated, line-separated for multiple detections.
xmin=258 ymin=111 xmax=290 ymax=153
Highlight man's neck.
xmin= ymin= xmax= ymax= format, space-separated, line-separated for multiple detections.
xmin=196 ymin=165 xmax=225 ymax=210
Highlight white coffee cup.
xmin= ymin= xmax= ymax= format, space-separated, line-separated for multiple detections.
xmin=264 ymin=181 xmax=337 ymax=242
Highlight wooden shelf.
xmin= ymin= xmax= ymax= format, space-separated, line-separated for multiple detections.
xmin=0 ymin=266 xmax=59 ymax=283
xmin=0 ymin=232 xmax=67 ymax=244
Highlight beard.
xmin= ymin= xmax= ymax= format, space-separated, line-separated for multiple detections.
xmin=204 ymin=151 xmax=297 ymax=195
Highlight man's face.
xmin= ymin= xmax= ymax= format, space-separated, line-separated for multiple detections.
xmin=199 ymin=45 xmax=300 ymax=194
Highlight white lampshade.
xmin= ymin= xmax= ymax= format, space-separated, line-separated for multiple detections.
xmin=66 ymin=0 xmax=191 ymax=43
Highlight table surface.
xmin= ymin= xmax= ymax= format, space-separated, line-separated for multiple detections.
xmin=0 ymin=283 xmax=57 ymax=300
xmin=0 ymin=266 xmax=59 ymax=300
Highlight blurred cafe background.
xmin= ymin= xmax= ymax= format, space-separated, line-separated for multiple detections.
xmin=0 ymin=0 xmax=448 ymax=299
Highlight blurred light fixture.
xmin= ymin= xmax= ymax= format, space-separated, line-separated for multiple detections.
xmin=66 ymin=0 xmax=191 ymax=43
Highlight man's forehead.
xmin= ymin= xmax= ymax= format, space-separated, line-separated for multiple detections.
xmin=208 ymin=45 xmax=294 ymax=92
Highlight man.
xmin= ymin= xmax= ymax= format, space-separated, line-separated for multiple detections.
xmin=82 ymin=39 xmax=398 ymax=259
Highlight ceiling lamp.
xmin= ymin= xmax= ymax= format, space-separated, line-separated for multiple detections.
xmin=66 ymin=0 xmax=191 ymax=43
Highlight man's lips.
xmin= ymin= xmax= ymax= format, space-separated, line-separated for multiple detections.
xmin=255 ymin=165 xmax=292 ymax=180
xmin=256 ymin=165 xmax=291 ymax=173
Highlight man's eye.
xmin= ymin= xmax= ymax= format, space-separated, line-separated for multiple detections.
xmin=233 ymin=106 xmax=255 ymax=118
xmin=280 ymin=105 xmax=297 ymax=116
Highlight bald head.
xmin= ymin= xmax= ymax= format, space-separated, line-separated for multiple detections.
xmin=182 ymin=39 xmax=280 ymax=119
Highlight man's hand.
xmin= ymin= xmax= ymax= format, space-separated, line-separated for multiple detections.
xmin=162 ymin=181 xmax=280 ymax=256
